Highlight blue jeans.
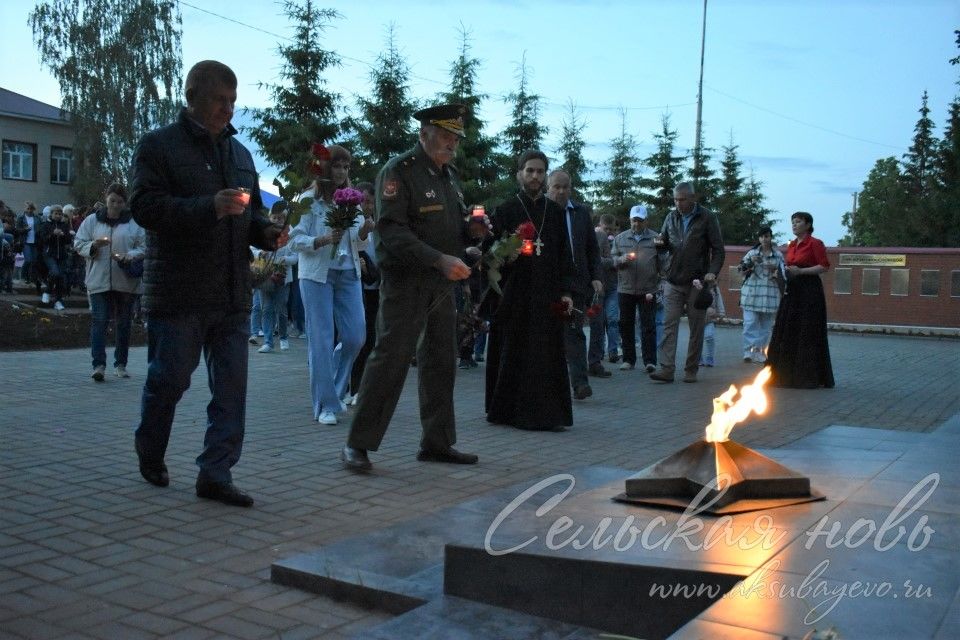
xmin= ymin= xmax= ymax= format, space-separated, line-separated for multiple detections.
xmin=288 ymin=275 xmax=305 ymax=334
xmin=700 ymin=322 xmax=716 ymax=365
xmin=135 ymin=310 xmax=249 ymax=483
xmin=588 ymin=287 xmax=621 ymax=365
xmin=89 ymin=291 xmax=135 ymax=368
xmin=250 ymin=289 xmax=263 ymax=335
xmin=302 ymin=269 xmax=365 ymax=418
xmin=22 ymin=243 xmax=39 ymax=289
xmin=260 ymin=282 xmax=289 ymax=347
xmin=742 ymin=309 xmax=776 ymax=361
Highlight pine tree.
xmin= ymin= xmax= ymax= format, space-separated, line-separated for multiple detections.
xmin=639 ymin=113 xmax=685 ymax=227
xmin=593 ymin=109 xmax=641 ymax=220
xmin=500 ymin=53 xmax=548 ymax=159
xmin=713 ymin=135 xmax=753 ymax=244
xmin=29 ymin=0 xmax=182 ymax=204
xmin=347 ymin=24 xmax=419 ymax=185
xmin=246 ymin=0 xmax=342 ymax=215
xmin=901 ymin=91 xmax=937 ymax=200
xmin=688 ymin=136 xmax=719 ymax=210
xmin=556 ymin=101 xmax=589 ymax=201
xmin=439 ymin=26 xmax=499 ymax=208
xmin=740 ymin=171 xmax=774 ymax=245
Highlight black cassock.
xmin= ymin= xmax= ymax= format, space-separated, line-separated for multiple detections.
xmin=484 ymin=192 xmax=577 ymax=430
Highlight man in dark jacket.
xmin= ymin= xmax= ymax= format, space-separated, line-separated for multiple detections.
xmin=547 ymin=169 xmax=603 ymax=399
xmin=130 ymin=60 xmax=278 ymax=507
xmin=650 ymin=182 xmax=724 ymax=383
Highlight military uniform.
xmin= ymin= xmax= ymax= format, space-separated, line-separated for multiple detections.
xmin=346 ymin=141 xmax=471 ymax=453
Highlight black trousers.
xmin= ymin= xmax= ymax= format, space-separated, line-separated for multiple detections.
xmin=618 ymin=293 xmax=657 ymax=367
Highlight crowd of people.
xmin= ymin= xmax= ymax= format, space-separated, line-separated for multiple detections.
xmin=3 ymin=59 xmax=836 ymax=508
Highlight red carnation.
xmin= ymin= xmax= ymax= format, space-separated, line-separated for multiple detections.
xmin=312 ymin=143 xmax=331 ymax=161
xmin=585 ymin=304 xmax=602 ymax=318
xmin=308 ymin=143 xmax=332 ymax=176
xmin=516 ymin=221 xmax=536 ymax=241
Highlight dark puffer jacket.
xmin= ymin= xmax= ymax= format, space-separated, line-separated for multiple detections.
xmin=658 ymin=204 xmax=725 ymax=286
xmin=130 ymin=110 xmax=273 ymax=314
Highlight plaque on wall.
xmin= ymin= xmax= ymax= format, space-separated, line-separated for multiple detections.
xmin=839 ymin=253 xmax=906 ymax=267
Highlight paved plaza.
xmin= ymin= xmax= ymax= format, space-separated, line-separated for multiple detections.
xmin=1 ymin=325 xmax=958 ymax=639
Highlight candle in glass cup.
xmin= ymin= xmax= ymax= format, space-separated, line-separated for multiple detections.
xmin=627 ymin=252 xmax=636 ymax=261
xmin=237 ymin=187 xmax=251 ymax=206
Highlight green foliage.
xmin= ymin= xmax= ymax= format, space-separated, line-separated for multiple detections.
xmin=839 ymin=157 xmax=907 ymax=246
xmin=245 ymin=0 xmax=342 ymax=208
xmin=689 ymin=138 xmax=719 ymax=210
xmin=593 ymin=109 xmax=641 ymax=220
xmin=347 ymin=24 xmax=419 ymax=185
xmin=556 ymin=101 xmax=590 ymax=201
xmin=439 ymin=27 xmax=499 ymax=208
xmin=500 ymin=53 xmax=547 ymax=157
xmin=712 ymin=135 xmax=773 ymax=245
xmin=29 ymin=0 xmax=183 ymax=204
xmin=901 ymin=91 xmax=937 ymax=200
xmin=639 ymin=113 xmax=686 ymax=227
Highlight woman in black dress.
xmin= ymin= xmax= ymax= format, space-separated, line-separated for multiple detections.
xmin=767 ymin=211 xmax=835 ymax=389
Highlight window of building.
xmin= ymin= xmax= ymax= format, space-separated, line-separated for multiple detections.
xmin=728 ymin=265 xmax=743 ymax=290
xmin=952 ymin=271 xmax=960 ymax=298
xmin=2 ymin=140 xmax=36 ymax=181
xmin=50 ymin=146 xmax=73 ymax=184
xmin=920 ymin=270 xmax=940 ymax=297
xmin=890 ymin=269 xmax=909 ymax=296
xmin=861 ymin=268 xmax=880 ymax=295
xmin=833 ymin=268 xmax=852 ymax=294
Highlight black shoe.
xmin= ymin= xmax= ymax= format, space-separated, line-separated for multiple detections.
xmin=573 ymin=384 xmax=593 ymax=400
xmin=458 ymin=357 xmax=477 ymax=370
xmin=608 ymin=353 xmax=621 ymax=364
xmin=135 ymin=441 xmax=169 ymax=487
xmin=474 ymin=355 xmax=484 ymax=362
xmin=195 ymin=479 xmax=254 ymax=507
xmin=649 ymin=369 xmax=675 ymax=383
xmin=341 ymin=445 xmax=372 ymax=471
xmin=416 ymin=446 xmax=478 ymax=465
xmin=588 ymin=364 xmax=612 ymax=378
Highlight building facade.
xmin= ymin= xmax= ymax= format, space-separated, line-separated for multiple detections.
xmin=0 ymin=87 xmax=74 ymax=212
xmin=721 ymin=245 xmax=960 ymax=329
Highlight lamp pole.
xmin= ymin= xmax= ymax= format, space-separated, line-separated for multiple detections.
xmin=694 ymin=0 xmax=708 ymax=188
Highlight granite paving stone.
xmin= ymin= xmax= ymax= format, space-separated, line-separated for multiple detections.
xmin=1 ymin=328 xmax=957 ymax=638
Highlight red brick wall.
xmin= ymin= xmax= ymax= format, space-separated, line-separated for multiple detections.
xmin=719 ymin=246 xmax=960 ymax=328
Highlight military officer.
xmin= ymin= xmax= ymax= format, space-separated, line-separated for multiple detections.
xmin=341 ymin=103 xmax=489 ymax=471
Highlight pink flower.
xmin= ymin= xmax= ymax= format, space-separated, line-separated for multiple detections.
xmin=333 ymin=188 xmax=365 ymax=207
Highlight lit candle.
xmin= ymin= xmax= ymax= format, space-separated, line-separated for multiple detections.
xmin=237 ymin=187 xmax=251 ymax=205
xmin=521 ymin=239 xmax=534 ymax=256
xmin=627 ymin=252 xmax=636 ymax=261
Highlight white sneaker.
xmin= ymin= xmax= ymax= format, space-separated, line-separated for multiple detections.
xmin=115 ymin=365 xmax=129 ymax=378
xmin=318 ymin=410 xmax=337 ymax=425
xmin=619 ymin=362 xmax=634 ymax=371
xmin=257 ymin=330 xmax=264 ymax=337
xmin=279 ymin=339 xmax=290 ymax=351
xmin=41 ymin=292 xmax=50 ymax=304
xmin=349 ymin=393 xmax=359 ymax=406
xmin=54 ymin=300 xmax=65 ymax=311
xmin=258 ymin=344 xmax=273 ymax=353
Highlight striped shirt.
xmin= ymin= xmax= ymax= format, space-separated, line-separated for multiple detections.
xmin=739 ymin=247 xmax=785 ymax=313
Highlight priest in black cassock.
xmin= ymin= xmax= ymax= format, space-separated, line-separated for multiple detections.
xmin=484 ymin=150 xmax=578 ymax=431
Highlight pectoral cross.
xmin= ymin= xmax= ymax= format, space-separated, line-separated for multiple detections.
xmin=533 ymin=238 xmax=544 ymax=256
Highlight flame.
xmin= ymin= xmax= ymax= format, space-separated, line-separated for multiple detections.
xmin=704 ymin=367 xmax=772 ymax=442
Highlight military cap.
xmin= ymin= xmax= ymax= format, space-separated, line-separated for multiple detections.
xmin=414 ymin=103 xmax=467 ymax=138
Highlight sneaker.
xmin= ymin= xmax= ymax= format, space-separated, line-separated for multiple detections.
xmin=279 ymin=339 xmax=290 ymax=351
xmin=53 ymin=300 xmax=65 ymax=311
xmin=752 ymin=353 xmax=767 ymax=364
xmin=258 ymin=344 xmax=273 ymax=353
xmin=248 ymin=336 xmax=259 ymax=345
xmin=619 ymin=362 xmax=634 ymax=371
xmin=608 ymin=353 xmax=621 ymax=364
xmin=341 ymin=393 xmax=355 ymax=406
xmin=91 ymin=365 xmax=106 ymax=382
xmin=318 ymin=410 xmax=337 ymax=425
xmin=115 ymin=365 xmax=129 ymax=378
xmin=743 ymin=356 xmax=752 ymax=363
xmin=349 ymin=393 xmax=359 ymax=406
xmin=257 ymin=330 xmax=264 ymax=337
xmin=294 ymin=332 xmax=306 ymax=339
xmin=41 ymin=292 xmax=50 ymax=304
xmin=588 ymin=363 xmax=612 ymax=378
xmin=644 ymin=363 xmax=657 ymax=373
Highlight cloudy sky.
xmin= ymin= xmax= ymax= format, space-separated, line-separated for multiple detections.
xmin=2 ymin=0 xmax=957 ymax=244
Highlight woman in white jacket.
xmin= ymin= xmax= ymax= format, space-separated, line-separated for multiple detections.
xmin=74 ymin=183 xmax=146 ymax=381
xmin=288 ymin=145 xmax=374 ymax=425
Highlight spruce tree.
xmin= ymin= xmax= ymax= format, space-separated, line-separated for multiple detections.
xmin=246 ymin=0 xmax=342 ymax=216
xmin=688 ymin=136 xmax=719 ymax=211
xmin=901 ymin=91 xmax=937 ymax=200
xmin=493 ymin=53 xmax=548 ymax=203
xmin=439 ymin=27 xmax=499 ymax=208
xmin=556 ymin=101 xmax=589 ymax=201
xmin=740 ymin=171 xmax=774 ymax=245
xmin=714 ymin=135 xmax=752 ymax=244
xmin=639 ymin=113 xmax=685 ymax=227
xmin=29 ymin=0 xmax=182 ymax=204
xmin=593 ymin=110 xmax=641 ymax=221
xmin=348 ymin=23 xmax=419 ymax=185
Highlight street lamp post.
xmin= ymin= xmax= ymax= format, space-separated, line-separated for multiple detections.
xmin=694 ymin=0 xmax=708 ymax=188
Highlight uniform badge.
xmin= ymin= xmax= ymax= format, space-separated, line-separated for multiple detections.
xmin=383 ymin=179 xmax=398 ymax=198
xmin=425 ymin=190 xmax=436 ymax=199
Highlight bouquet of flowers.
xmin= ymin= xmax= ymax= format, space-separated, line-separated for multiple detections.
xmin=481 ymin=221 xmax=536 ymax=295
xmin=324 ymin=188 xmax=364 ymax=258
xmin=250 ymin=226 xmax=290 ymax=291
